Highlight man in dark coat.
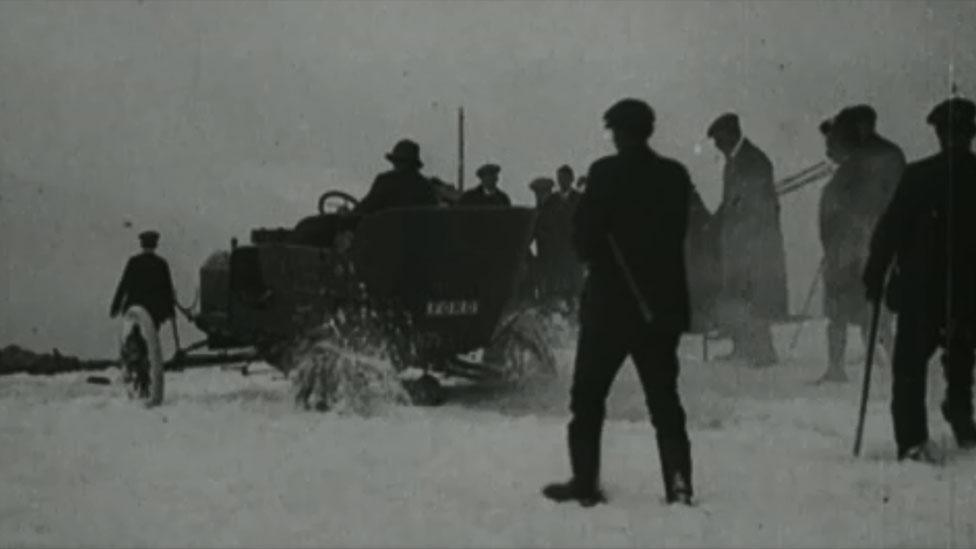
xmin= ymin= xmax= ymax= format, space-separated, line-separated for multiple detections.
xmin=528 ymin=177 xmax=559 ymax=303
xmin=110 ymin=230 xmax=177 ymax=329
xmin=547 ymin=164 xmax=585 ymax=312
xmin=863 ymin=97 xmax=976 ymax=462
xmin=707 ymin=113 xmax=789 ymax=367
xmin=817 ymin=107 xmax=904 ymax=383
xmin=355 ymin=139 xmax=439 ymax=215
xmin=458 ymin=163 xmax=511 ymax=206
xmin=542 ymin=98 xmax=702 ymax=507
xmin=554 ymin=164 xmax=582 ymax=210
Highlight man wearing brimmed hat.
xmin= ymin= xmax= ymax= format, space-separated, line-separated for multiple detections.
xmin=110 ymin=230 xmax=177 ymax=406
xmin=706 ymin=112 xmax=788 ymax=368
xmin=356 ymin=139 xmax=439 ymax=215
xmin=542 ymin=98 xmax=703 ymax=507
xmin=816 ymin=106 xmax=904 ymax=384
xmin=459 ymin=163 xmax=511 ymax=206
xmin=863 ymin=97 xmax=976 ymax=462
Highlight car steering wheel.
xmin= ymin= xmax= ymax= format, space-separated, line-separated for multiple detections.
xmin=317 ymin=190 xmax=359 ymax=215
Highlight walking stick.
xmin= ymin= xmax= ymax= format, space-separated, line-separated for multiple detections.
xmin=788 ymin=257 xmax=826 ymax=356
xmin=853 ymin=294 xmax=884 ymax=457
xmin=607 ymin=234 xmax=654 ymax=325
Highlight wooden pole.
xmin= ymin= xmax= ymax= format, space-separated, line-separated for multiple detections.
xmin=457 ymin=107 xmax=465 ymax=192
xmin=788 ymin=257 xmax=826 ymax=357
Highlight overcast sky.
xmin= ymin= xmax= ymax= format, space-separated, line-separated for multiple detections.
xmin=1 ymin=1 xmax=974 ymax=357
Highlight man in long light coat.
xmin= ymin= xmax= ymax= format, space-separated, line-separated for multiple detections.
xmin=707 ymin=113 xmax=789 ymax=367
xmin=817 ymin=106 xmax=903 ymax=383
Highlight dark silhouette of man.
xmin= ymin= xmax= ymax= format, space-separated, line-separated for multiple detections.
xmin=110 ymin=230 xmax=176 ymax=407
xmin=817 ymin=107 xmax=903 ymax=383
xmin=542 ymin=98 xmax=702 ymax=507
xmin=110 ymin=230 xmax=177 ymax=329
xmin=529 ymin=177 xmax=559 ymax=303
xmin=863 ymin=97 xmax=976 ymax=462
xmin=707 ymin=113 xmax=788 ymax=368
xmin=355 ymin=139 xmax=439 ymax=215
xmin=555 ymin=164 xmax=582 ymax=209
xmin=459 ymin=163 xmax=511 ymax=206
xmin=547 ymin=164 xmax=584 ymax=312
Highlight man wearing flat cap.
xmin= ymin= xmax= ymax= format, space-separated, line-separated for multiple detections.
xmin=543 ymin=98 xmax=704 ymax=507
xmin=110 ymin=230 xmax=177 ymax=406
xmin=707 ymin=113 xmax=788 ymax=368
xmin=459 ymin=163 xmax=511 ymax=206
xmin=111 ymin=231 xmax=177 ymax=329
xmin=816 ymin=106 xmax=904 ymax=383
xmin=863 ymin=97 xmax=976 ymax=462
xmin=355 ymin=139 xmax=439 ymax=215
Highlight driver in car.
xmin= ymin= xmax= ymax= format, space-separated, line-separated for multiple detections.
xmin=355 ymin=139 xmax=439 ymax=216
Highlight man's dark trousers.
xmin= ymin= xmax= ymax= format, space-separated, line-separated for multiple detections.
xmin=567 ymin=312 xmax=691 ymax=497
xmin=890 ymin=312 xmax=975 ymax=454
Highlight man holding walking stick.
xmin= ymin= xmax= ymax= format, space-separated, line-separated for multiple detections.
xmin=862 ymin=98 xmax=976 ymax=462
xmin=541 ymin=98 xmax=706 ymax=506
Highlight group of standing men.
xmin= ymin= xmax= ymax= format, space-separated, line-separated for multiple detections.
xmin=691 ymin=107 xmax=893 ymax=374
xmin=355 ymin=136 xmax=588 ymax=313
xmin=542 ymin=95 xmax=976 ymax=507
xmin=527 ymin=165 xmax=586 ymax=313
xmin=540 ymin=102 xmax=793 ymax=507
xmin=109 ymin=92 xmax=976 ymax=502
xmin=453 ymin=160 xmax=590 ymax=314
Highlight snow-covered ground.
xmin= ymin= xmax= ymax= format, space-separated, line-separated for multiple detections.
xmin=2 ymin=321 xmax=974 ymax=548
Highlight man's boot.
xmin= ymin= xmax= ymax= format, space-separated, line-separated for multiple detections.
xmin=543 ymin=420 xmax=607 ymax=507
xmin=541 ymin=480 xmax=607 ymax=507
xmin=941 ymin=402 xmax=976 ymax=450
xmin=940 ymin=343 xmax=976 ymax=450
xmin=657 ymin=438 xmax=694 ymax=505
xmin=898 ymin=439 xmax=944 ymax=464
xmin=952 ymin=421 xmax=976 ymax=450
